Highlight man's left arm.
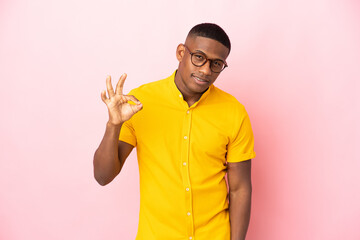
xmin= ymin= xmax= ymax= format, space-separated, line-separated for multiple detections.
xmin=227 ymin=159 xmax=252 ymax=240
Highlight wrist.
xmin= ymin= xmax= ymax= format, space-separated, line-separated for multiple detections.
xmin=106 ymin=121 xmax=123 ymax=129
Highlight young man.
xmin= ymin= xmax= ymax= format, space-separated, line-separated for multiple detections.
xmin=94 ymin=23 xmax=256 ymax=240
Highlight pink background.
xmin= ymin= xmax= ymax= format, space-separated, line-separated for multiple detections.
xmin=1 ymin=0 xmax=359 ymax=239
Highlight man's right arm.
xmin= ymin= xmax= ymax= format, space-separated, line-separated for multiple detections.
xmin=93 ymin=123 xmax=134 ymax=186
xmin=93 ymin=74 xmax=142 ymax=186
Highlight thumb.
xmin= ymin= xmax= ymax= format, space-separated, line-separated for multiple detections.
xmin=131 ymin=102 xmax=143 ymax=114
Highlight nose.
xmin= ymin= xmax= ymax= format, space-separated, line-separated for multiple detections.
xmin=198 ymin=60 xmax=212 ymax=76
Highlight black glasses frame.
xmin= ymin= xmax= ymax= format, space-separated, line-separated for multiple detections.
xmin=183 ymin=45 xmax=228 ymax=73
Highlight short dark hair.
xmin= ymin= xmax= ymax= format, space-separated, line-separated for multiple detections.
xmin=187 ymin=23 xmax=231 ymax=53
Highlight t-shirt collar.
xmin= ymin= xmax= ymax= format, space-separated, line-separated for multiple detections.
xmin=168 ymin=70 xmax=212 ymax=108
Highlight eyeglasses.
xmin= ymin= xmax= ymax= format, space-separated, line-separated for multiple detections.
xmin=183 ymin=45 xmax=228 ymax=73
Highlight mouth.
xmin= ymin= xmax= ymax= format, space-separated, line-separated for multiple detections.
xmin=191 ymin=74 xmax=209 ymax=85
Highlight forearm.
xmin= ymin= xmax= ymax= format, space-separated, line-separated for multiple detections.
xmin=93 ymin=122 xmax=123 ymax=185
xmin=229 ymin=188 xmax=252 ymax=240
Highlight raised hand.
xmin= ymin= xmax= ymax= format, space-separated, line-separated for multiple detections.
xmin=101 ymin=74 xmax=142 ymax=126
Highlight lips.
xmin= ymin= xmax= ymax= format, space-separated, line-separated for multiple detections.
xmin=191 ymin=74 xmax=209 ymax=84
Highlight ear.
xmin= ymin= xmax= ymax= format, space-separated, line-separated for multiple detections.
xmin=176 ymin=44 xmax=185 ymax=62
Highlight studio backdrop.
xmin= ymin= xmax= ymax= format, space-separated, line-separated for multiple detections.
xmin=0 ymin=0 xmax=359 ymax=239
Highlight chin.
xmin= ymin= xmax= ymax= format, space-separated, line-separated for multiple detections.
xmin=189 ymin=81 xmax=210 ymax=93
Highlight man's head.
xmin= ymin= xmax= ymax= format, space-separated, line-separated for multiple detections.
xmin=175 ymin=23 xmax=231 ymax=99
xmin=187 ymin=23 xmax=231 ymax=54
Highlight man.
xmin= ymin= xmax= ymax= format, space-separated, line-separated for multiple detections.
xmin=94 ymin=23 xmax=256 ymax=240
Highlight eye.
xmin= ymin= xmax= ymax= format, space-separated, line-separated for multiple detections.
xmin=213 ymin=60 xmax=222 ymax=67
xmin=194 ymin=54 xmax=205 ymax=60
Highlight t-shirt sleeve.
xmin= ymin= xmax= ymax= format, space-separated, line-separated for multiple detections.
xmin=119 ymin=118 xmax=137 ymax=147
xmin=226 ymin=106 xmax=256 ymax=162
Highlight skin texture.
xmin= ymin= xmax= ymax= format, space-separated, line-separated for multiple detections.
xmin=93 ymin=74 xmax=140 ymax=185
xmin=93 ymin=35 xmax=252 ymax=239
xmin=227 ymin=160 xmax=252 ymax=240
xmin=175 ymin=36 xmax=229 ymax=106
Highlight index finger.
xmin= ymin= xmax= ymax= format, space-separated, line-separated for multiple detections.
xmin=106 ymin=75 xmax=115 ymax=98
xmin=115 ymin=73 xmax=127 ymax=95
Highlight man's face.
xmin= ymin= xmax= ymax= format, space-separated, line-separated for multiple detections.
xmin=176 ymin=36 xmax=229 ymax=96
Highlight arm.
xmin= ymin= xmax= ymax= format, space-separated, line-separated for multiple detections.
xmin=227 ymin=159 xmax=252 ymax=240
xmin=93 ymin=74 xmax=142 ymax=186
xmin=93 ymin=125 xmax=134 ymax=186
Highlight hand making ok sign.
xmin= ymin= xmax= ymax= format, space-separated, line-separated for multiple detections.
xmin=101 ymin=74 xmax=142 ymax=126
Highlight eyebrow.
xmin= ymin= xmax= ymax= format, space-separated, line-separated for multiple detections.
xmin=193 ymin=49 xmax=226 ymax=62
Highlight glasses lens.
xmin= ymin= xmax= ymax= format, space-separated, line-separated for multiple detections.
xmin=191 ymin=53 xmax=207 ymax=66
xmin=211 ymin=60 xmax=225 ymax=73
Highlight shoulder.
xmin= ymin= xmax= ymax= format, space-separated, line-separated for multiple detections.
xmin=128 ymin=77 xmax=169 ymax=99
xmin=209 ymin=85 xmax=246 ymax=112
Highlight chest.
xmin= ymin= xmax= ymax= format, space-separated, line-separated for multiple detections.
xmin=133 ymin=101 xmax=233 ymax=163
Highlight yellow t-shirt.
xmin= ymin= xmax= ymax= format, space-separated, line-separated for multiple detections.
xmin=119 ymin=71 xmax=256 ymax=240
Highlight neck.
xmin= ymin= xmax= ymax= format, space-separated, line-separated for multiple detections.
xmin=174 ymin=71 xmax=206 ymax=107
xmin=183 ymin=95 xmax=200 ymax=107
